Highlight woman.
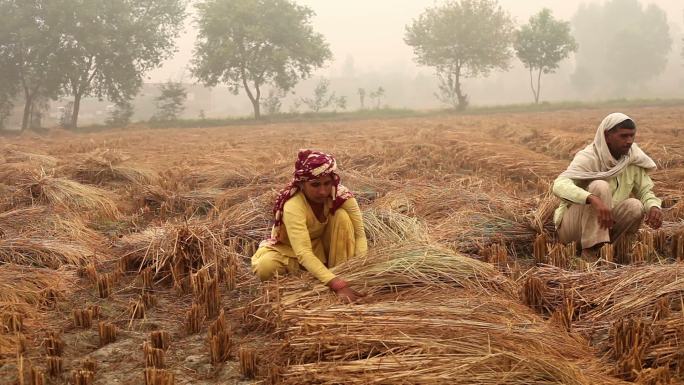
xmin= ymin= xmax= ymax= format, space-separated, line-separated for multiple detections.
xmin=251 ymin=149 xmax=368 ymax=302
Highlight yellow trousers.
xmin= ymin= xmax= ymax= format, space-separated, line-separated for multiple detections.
xmin=252 ymin=208 xmax=356 ymax=281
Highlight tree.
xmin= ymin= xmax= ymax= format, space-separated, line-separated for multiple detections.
xmin=0 ymin=70 xmax=18 ymax=130
xmin=357 ymin=88 xmax=366 ymax=109
xmin=192 ymin=0 xmax=331 ymax=119
xmin=59 ymin=0 xmax=186 ymax=129
xmin=405 ymin=0 xmax=514 ymax=110
xmin=0 ymin=37 xmax=20 ymax=129
xmin=262 ymin=89 xmax=286 ymax=115
xmin=106 ymin=100 xmax=135 ymax=127
xmin=152 ymin=81 xmax=187 ymax=121
xmin=0 ymin=0 xmax=65 ymax=131
xmin=572 ymin=0 xmax=671 ymax=94
xmin=300 ymin=78 xmax=346 ymax=113
xmin=369 ymin=87 xmax=385 ymax=109
xmin=515 ymin=9 xmax=578 ymax=104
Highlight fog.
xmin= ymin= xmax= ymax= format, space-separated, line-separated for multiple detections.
xmin=73 ymin=0 xmax=684 ymax=120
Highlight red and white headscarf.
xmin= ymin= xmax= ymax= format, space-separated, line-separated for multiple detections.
xmin=262 ymin=149 xmax=353 ymax=246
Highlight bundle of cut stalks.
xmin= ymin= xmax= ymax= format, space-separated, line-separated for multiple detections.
xmin=0 ymin=236 xmax=95 ymax=268
xmin=445 ymin=133 xmax=566 ymax=187
xmin=64 ymin=149 xmax=159 ymax=186
xmin=116 ymin=221 xmax=232 ymax=289
xmin=181 ymin=162 xmax=271 ymax=189
xmin=217 ymin=192 xmax=273 ymax=256
xmin=526 ymin=191 xmax=560 ymax=237
xmin=1 ymin=149 xmax=58 ymax=168
xmin=340 ymin=170 xmax=403 ymax=204
xmin=140 ymin=185 xmax=221 ymax=217
xmin=0 ymin=207 xmax=101 ymax=269
xmin=248 ymin=245 xmax=517 ymax=330
xmin=214 ymin=184 xmax=277 ymax=212
xmin=9 ymin=170 xmax=119 ymax=218
xmin=373 ymin=180 xmax=544 ymax=254
xmin=362 ymin=208 xmax=428 ymax=246
xmin=252 ymin=245 xmax=626 ymax=385
xmin=525 ymin=263 xmax=684 ymax=380
xmin=0 ymin=206 xmax=103 ymax=245
xmin=0 ymin=264 xmax=73 ymax=312
xmin=0 ymin=265 xmax=74 ymax=357
xmin=430 ymin=209 xmax=533 ymax=254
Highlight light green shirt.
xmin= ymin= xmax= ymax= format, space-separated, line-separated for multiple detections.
xmin=552 ymin=165 xmax=661 ymax=227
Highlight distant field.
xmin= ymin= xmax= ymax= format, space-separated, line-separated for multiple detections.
xmin=1 ymin=105 xmax=683 ymax=384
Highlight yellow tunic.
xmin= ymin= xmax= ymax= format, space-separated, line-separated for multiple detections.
xmin=251 ymin=191 xmax=367 ymax=284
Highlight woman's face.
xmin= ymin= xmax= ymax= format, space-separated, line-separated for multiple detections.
xmin=301 ymin=174 xmax=333 ymax=204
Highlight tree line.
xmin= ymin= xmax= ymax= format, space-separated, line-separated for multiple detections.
xmin=0 ymin=0 xmax=680 ymax=129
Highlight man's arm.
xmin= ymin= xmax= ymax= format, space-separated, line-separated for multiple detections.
xmin=552 ymin=176 xmax=591 ymax=204
xmin=633 ymin=168 xmax=662 ymax=229
xmin=633 ymin=169 xmax=661 ymax=211
xmin=553 ymin=176 xmax=613 ymax=229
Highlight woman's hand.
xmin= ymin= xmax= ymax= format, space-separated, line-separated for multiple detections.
xmin=328 ymin=278 xmax=365 ymax=303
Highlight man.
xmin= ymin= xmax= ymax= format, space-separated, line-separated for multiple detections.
xmin=552 ymin=112 xmax=663 ymax=259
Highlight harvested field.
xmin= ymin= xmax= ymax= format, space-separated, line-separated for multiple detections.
xmin=0 ymin=105 xmax=683 ymax=384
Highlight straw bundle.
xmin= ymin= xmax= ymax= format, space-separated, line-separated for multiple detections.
xmin=499 ymin=127 xmax=588 ymax=161
xmin=248 ymin=245 xmax=518 ymax=332
xmin=140 ymin=185 xmax=220 ymax=217
xmin=380 ymin=180 xmax=542 ymax=254
xmin=362 ymin=207 xmax=428 ymax=246
xmin=262 ymin=288 xmax=625 ymax=385
xmin=181 ymin=162 xmax=268 ymax=189
xmin=0 ymin=264 xmax=73 ymax=315
xmin=526 ymin=192 xmax=560 ymax=237
xmin=214 ymin=184 xmax=276 ymax=211
xmin=217 ymin=192 xmax=273 ymax=256
xmin=0 ymin=236 xmax=95 ymax=268
xmin=65 ymin=149 xmax=159 ymax=186
xmin=11 ymin=171 xmax=119 ymax=218
xmin=526 ymin=263 xmax=684 ymax=379
xmin=1 ymin=149 xmax=58 ymax=168
xmin=116 ymin=221 xmax=229 ymax=289
xmin=0 ymin=206 xmax=103 ymax=244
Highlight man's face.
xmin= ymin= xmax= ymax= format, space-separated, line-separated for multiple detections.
xmin=301 ymin=174 xmax=333 ymax=204
xmin=605 ymin=127 xmax=636 ymax=158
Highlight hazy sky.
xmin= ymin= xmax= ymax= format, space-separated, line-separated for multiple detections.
xmin=149 ymin=0 xmax=683 ymax=83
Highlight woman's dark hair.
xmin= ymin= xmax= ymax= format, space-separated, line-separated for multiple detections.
xmin=609 ymin=119 xmax=636 ymax=131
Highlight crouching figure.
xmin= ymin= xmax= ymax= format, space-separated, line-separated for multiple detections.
xmin=552 ymin=113 xmax=663 ymax=259
xmin=251 ymin=149 xmax=367 ymax=302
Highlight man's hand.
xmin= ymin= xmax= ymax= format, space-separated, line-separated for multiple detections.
xmin=328 ymin=278 xmax=365 ymax=303
xmin=645 ymin=206 xmax=662 ymax=229
xmin=587 ymin=194 xmax=614 ymax=229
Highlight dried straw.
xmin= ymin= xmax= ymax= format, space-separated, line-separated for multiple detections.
xmin=65 ymin=149 xmax=159 ymax=185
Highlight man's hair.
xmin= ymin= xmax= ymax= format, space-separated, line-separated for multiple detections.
xmin=608 ymin=119 xmax=636 ymax=132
